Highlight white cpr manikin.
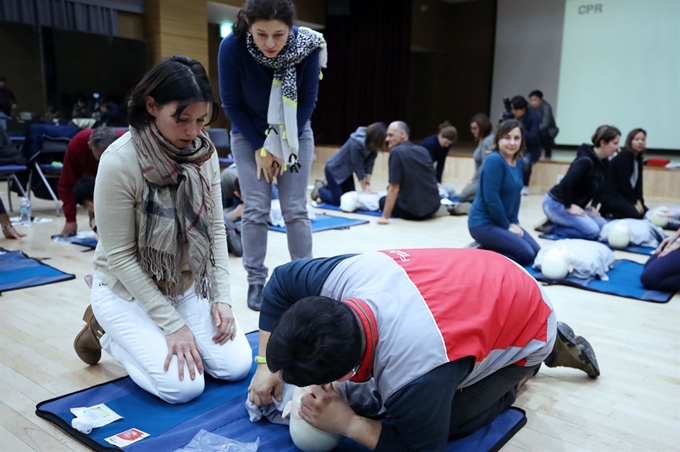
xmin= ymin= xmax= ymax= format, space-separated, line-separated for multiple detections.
xmin=339 ymin=191 xmax=360 ymax=213
xmin=282 ymin=386 xmax=342 ymax=452
xmin=608 ymin=220 xmax=632 ymax=248
xmin=649 ymin=207 xmax=670 ymax=228
xmin=541 ymin=247 xmax=572 ymax=280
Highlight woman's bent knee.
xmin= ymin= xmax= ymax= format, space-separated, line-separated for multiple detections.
xmin=156 ymin=374 xmax=205 ymax=404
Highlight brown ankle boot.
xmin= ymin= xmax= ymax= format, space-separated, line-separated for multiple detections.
xmin=74 ymin=305 xmax=105 ymax=365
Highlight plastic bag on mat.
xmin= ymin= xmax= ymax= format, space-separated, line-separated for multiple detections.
xmin=173 ymin=429 xmax=259 ymax=452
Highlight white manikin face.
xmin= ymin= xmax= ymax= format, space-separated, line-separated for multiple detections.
xmin=340 ymin=191 xmax=360 ymax=213
xmin=608 ymin=220 xmax=632 ymax=248
xmin=650 ymin=208 xmax=669 ymax=228
xmin=541 ymin=247 xmax=571 ymax=280
xmin=284 ymin=386 xmax=342 ymax=452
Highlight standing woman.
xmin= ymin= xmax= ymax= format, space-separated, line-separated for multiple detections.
xmin=458 ymin=113 xmax=493 ymax=203
xmin=541 ymin=125 xmax=620 ymax=239
xmin=74 ymin=56 xmax=252 ymax=404
xmin=419 ymin=121 xmax=458 ymax=184
xmin=600 ymin=128 xmax=648 ymax=219
xmin=219 ymin=0 xmax=327 ymax=311
xmin=314 ymin=122 xmax=386 ymax=206
xmin=468 ymin=119 xmax=540 ymax=265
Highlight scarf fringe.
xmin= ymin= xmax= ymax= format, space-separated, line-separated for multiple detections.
xmin=140 ymin=247 xmax=182 ymax=303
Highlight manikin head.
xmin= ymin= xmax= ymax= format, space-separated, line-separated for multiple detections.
xmin=541 ymin=247 xmax=571 ymax=280
xmin=649 ymin=207 xmax=670 ymax=228
xmin=283 ymin=386 xmax=342 ymax=452
xmin=339 ymin=191 xmax=360 ymax=212
xmin=608 ymin=220 xmax=632 ymax=248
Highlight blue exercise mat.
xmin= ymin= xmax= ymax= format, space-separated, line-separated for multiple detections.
xmin=538 ymin=233 xmax=655 ymax=256
xmin=315 ymin=202 xmax=383 ymax=217
xmin=269 ymin=214 xmax=369 ymax=233
xmin=51 ymin=234 xmax=98 ymax=250
xmin=0 ymin=248 xmax=75 ymax=293
xmin=36 ymin=332 xmax=527 ymax=452
xmin=525 ymin=259 xmax=674 ymax=303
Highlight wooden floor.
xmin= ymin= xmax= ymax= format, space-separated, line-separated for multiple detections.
xmin=1 ymin=161 xmax=678 ymax=452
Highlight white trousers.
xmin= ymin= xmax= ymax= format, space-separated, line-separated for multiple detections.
xmin=90 ymin=274 xmax=252 ymax=404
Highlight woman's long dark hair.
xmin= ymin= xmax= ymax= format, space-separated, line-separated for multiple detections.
xmin=127 ymin=55 xmax=218 ymax=129
xmin=623 ymin=128 xmax=646 ymax=155
xmin=232 ymin=0 xmax=296 ymax=40
xmin=470 ymin=113 xmax=493 ymax=142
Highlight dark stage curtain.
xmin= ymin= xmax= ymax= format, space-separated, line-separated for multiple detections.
xmin=313 ymin=0 xmax=412 ymax=145
xmin=0 ymin=0 xmax=118 ymax=36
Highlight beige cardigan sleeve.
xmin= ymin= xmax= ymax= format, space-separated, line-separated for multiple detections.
xmin=94 ymin=141 xmax=231 ymax=334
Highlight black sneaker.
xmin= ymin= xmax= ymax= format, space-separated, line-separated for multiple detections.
xmin=534 ymin=217 xmax=553 ymax=234
xmin=247 ymin=284 xmax=264 ymax=311
xmin=544 ymin=322 xmax=600 ymax=379
xmin=226 ymin=227 xmax=243 ymax=257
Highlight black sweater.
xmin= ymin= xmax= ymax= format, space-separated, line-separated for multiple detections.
xmin=548 ymin=144 xmax=608 ymax=208
xmin=601 ymin=149 xmax=644 ymax=204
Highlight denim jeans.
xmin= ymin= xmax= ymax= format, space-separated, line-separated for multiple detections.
xmin=542 ymin=194 xmax=607 ymax=240
xmin=522 ymin=146 xmax=542 ymax=186
xmin=318 ymin=166 xmax=355 ymax=206
xmin=468 ymin=223 xmax=541 ymax=266
xmin=230 ymin=123 xmax=314 ymax=285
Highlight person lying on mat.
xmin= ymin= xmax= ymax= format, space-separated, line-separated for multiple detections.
xmin=248 ymin=248 xmax=600 ymax=452
xmin=73 ymin=56 xmax=252 ymax=404
xmin=73 ymin=176 xmax=97 ymax=234
xmin=599 ymin=128 xmax=648 ymax=220
xmin=57 ymin=127 xmax=122 ymax=237
xmin=468 ymin=119 xmax=540 ymax=266
xmin=539 ymin=125 xmax=620 ymax=239
xmin=640 ymin=228 xmax=680 ymax=293
xmin=0 ymin=198 xmax=24 ymax=239
xmin=312 ymin=122 xmax=386 ymax=206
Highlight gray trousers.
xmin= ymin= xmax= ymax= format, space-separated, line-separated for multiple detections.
xmin=231 ymin=123 xmax=314 ymax=285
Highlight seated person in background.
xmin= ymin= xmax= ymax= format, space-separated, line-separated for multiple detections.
xmin=468 ymin=119 xmax=540 ymax=266
xmin=40 ymin=106 xmax=63 ymax=125
xmin=419 ymin=121 xmax=458 ymax=184
xmin=248 ymin=248 xmax=599 ymax=452
xmin=540 ymin=125 xmax=620 ymax=240
xmin=0 ymin=198 xmax=24 ymax=240
xmin=600 ymin=128 xmax=648 ymax=219
xmin=504 ymin=96 xmax=540 ymax=195
xmin=378 ymin=121 xmax=442 ymax=224
xmin=58 ymin=127 xmax=122 ymax=236
xmin=641 ymin=228 xmax=680 ymax=293
xmin=97 ymin=101 xmax=128 ymax=127
xmin=71 ymin=96 xmax=92 ymax=119
xmin=458 ymin=113 xmax=493 ymax=203
xmin=73 ymin=176 xmax=97 ymax=233
xmin=528 ymin=90 xmax=559 ymax=159
xmin=313 ymin=122 xmax=386 ymax=205
xmin=220 ymin=165 xmax=244 ymax=257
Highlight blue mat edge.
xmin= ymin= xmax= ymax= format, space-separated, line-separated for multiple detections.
xmin=35 ymin=331 xmax=528 ymax=452
xmin=0 ymin=248 xmax=76 ymax=293
xmin=525 ymin=260 xmax=673 ymax=304
xmin=269 ymin=214 xmax=370 ymax=233
xmin=315 ymin=203 xmax=383 ymax=217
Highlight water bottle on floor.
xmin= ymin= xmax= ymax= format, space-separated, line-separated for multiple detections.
xmin=19 ymin=197 xmax=32 ymax=226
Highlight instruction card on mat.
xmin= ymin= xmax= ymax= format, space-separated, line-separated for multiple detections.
xmin=105 ymin=428 xmax=150 ymax=447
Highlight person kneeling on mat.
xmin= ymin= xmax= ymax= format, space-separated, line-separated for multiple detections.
xmin=248 ymin=248 xmax=600 ymax=451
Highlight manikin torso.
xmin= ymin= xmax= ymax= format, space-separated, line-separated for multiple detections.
xmin=283 ymin=386 xmax=342 ymax=452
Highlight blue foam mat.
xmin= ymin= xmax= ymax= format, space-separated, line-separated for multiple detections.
xmin=36 ymin=332 xmax=527 ymax=452
xmin=315 ymin=202 xmax=383 ymax=217
xmin=538 ymin=233 xmax=655 ymax=256
xmin=51 ymin=234 xmax=98 ymax=250
xmin=269 ymin=214 xmax=369 ymax=233
xmin=0 ymin=248 xmax=75 ymax=293
xmin=525 ymin=259 xmax=674 ymax=303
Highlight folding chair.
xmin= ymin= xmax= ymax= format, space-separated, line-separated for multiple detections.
xmin=207 ymin=128 xmax=231 ymax=157
xmin=0 ymin=164 xmax=28 ymax=211
xmin=28 ymin=135 xmax=71 ymax=216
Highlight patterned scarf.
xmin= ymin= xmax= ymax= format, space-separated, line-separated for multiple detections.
xmin=246 ymin=26 xmax=327 ymax=171
xmin=131 ymin=123 xmax=217 ymax=302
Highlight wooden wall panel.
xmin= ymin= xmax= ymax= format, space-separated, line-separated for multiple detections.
xmin=118 ymin=12 xmax=145 ymax=40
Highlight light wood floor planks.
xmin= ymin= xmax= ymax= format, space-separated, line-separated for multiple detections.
xmin=0 ymin=161 xmax=678 ymax=452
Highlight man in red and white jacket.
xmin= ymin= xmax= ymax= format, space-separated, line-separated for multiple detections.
xmin=249 ymin=248 xmax=599 ymax=452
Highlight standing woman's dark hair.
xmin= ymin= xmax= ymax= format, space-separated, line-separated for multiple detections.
xmin=470 ymin=113 xmax=493 ymax=142
xmin=232 ymin=0 xmax=296 ymax=39
xmin=127 ymin=56 xmax=218 ymax=129
xmin=493 ymin=119 xmax=526 ymax=161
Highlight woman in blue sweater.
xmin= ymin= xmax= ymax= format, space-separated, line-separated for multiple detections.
xmin=468 ymin=119 xmax=540 ymax=265
xmin=218 ymin=0 xmax=327 ymax=311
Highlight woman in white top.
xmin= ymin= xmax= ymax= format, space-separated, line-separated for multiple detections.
xmin=73 ymin=56 xmax=251 ymax=404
